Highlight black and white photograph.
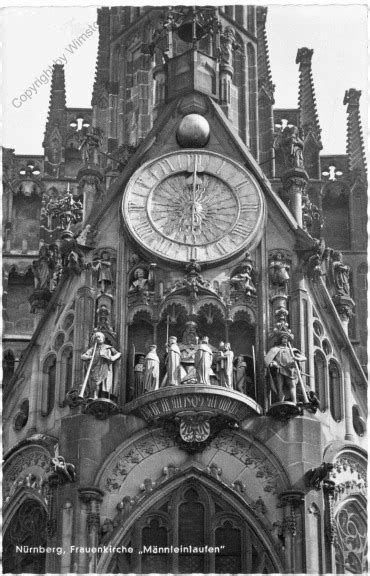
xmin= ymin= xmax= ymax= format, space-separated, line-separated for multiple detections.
xmin=2 ymin=2 xmax=367 ymax=574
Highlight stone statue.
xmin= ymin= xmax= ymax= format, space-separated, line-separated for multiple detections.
xmin=269 ymin=253 xmax=290 ymax=291
xmin=234 ymin=355 xmax=248 ymax=393
xmin=220 ymin=26 xmax=238 ymax=65
xmin=281 ymin=125 xmax=304 ymax=170
xmin=216 ymin=342 xmax=234 ymax=389
xmin=230 ymin=256 xmax=256 ymax=295
xmin=143 ymin=345 xmax=160 ymax=392
xmin=163 ymin=336 xmax=181 ymax=386
xmin=32 ymin=245 xmax=55 ymax=290
xmin=129 ymin=267 xmax=149 ymax=292
xmin=264 ymin=332 xmax=306 ymax=404
xmin=81 ymin=331 xmax=121 ymax=399
xmin=134 ymin=355 xmax=145 ymax=396
xmin=93 ymin=251 xmax=113 ymax=294
xmin=79 ymin=127 xmax=104 ymax=164
xmin=194 ymin=336 xmax=214 ymax=385
xmin=332 ymin=251 xmax=351 ymax=296
xmin=181 ymin=321 xmax=198 ymax=346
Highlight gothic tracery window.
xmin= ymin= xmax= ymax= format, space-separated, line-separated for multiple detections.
xmin=110 ymin=480 xmax=277 ymax=574
xmin=329 ymin=360 xmax=343 ymax=422
xmin=3 ymin=499 xmax=47 ymax=573
xmin=335 ymin=498 xmax=368 ymax=574
xmin=3 ymin=349 xmax=15 ymax=387
xmin=314 ymin=350 xmax=327 ymax=411
xmin=41 ymin=354 xmax=57 ymax=416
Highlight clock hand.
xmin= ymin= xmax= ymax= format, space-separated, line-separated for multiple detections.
xmin=191 ymin=155 xmax=198 ymax=234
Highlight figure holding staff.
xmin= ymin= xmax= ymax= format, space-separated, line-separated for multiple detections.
xmin=264 ymin=331 xmax=306 ymax=404
xmin=81 ymin=331 xmax=121 ymax=399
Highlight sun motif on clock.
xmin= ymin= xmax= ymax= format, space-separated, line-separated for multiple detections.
xmin=122 ymin=150 xmax=265 ymax=264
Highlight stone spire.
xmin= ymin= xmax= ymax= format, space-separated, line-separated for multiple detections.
xmin=296 ymin=48 xmax=322 ymax=146
xmin=91 ymin=8 xmax=110 ymax=107
xmin=343 ymin=88 xmax=367 ymax=173
xmin=43 ymin=65 xmax=67 ymax=175
xmin=256 ymin=7 xmax=274 ymax=177
xmin=43 ymin=64 xmax=66 ymax=143
xmin=256 ymin=7 xmax=274 ymax=101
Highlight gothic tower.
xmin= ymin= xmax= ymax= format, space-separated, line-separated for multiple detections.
xmin=3 ymin=7 xmax=367 ymax=574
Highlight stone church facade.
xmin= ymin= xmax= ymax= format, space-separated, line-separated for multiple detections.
xmin=3 ymin=6 xmax=367 ymax=574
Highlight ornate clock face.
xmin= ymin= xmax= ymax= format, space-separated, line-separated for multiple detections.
xmin=122 ymin=150 xmax=265 ymax=264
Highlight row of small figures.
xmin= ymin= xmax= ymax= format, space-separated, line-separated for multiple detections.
xmin=133 ymin=337 xmax=253 ymax=397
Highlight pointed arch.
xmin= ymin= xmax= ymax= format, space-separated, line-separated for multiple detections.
xmin=328 ymin=359 xmax=343 ymax=422
xmin=41 ymin=352 xmax=57 ymax=416
xmin=314 ymin=348 xmax=328 ymax=411
xmin=58 ymin=344 xmax=74 ymax=405
xmin=3 ymin=349 xmax=16 ymax=388
xmin=97 ymin=466 xmax=285 ymax=574
xmin=3 ymin=496 xmax=48 ymax=574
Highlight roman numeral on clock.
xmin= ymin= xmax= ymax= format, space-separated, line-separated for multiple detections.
xmin=128 ymin=201 xmax=144 ymax=211
xmin=215 ymin=239 xmax=229 ymax=255
xmin=154 ymin=237 xmax=173 ymax=254
xmin=158 ymin=157 xmax=176 ymax=175
xmin=136 ymin=221 xmax=153 ymax=240
xmin=232 ymin=221 xmax=252 ymax=238
xmin=241 ymin=204 xmax=259 ymax=214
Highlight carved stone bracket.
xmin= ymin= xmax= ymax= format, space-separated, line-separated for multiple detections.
xmin=267 ymin=401 xmax=303 ymax=420
xmin=84 ymin=397 xmax=119 ymax=420
xmin=123 ymin=386 xmax=262 ymax=452
xmin=332 ymin=294 xmax=355 ymax=321
xmin=29 ymin=288 xmax=52 ymax=314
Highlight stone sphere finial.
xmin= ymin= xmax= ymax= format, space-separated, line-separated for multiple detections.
xmin=176 ymin=114 xmax=210 ymax=148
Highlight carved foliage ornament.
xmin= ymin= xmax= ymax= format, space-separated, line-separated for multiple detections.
xmin=100 ymin=429 xmax=282 ymax=496
xmin=4 ymin=448 xmax=52 ymax=504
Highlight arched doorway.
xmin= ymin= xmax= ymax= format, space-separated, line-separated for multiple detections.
xmin=103 ymin=475 xmax=281 ymax=574
xmin=3 ymin=498 xmax=47 ymax=573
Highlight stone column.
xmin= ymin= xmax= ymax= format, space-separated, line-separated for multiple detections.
xmin=27 ymin=348 xmax=41 ymax=434
xmin=281 ymin=169 xmax=308 ymax=227
xmin=78 ymin=487 xmax=104 ymax=573
xmin=279 ymin=490 xmax=305 ymax=573
xmin=60 ymin=501 xmax=74 ymax=573
xmin=323 ymin=480 xmax=337 ymax=574
xmin=45 ymin=474 xmax=60 ymax=574
xmin=219 ymin=27 xmax=236 ymax=120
